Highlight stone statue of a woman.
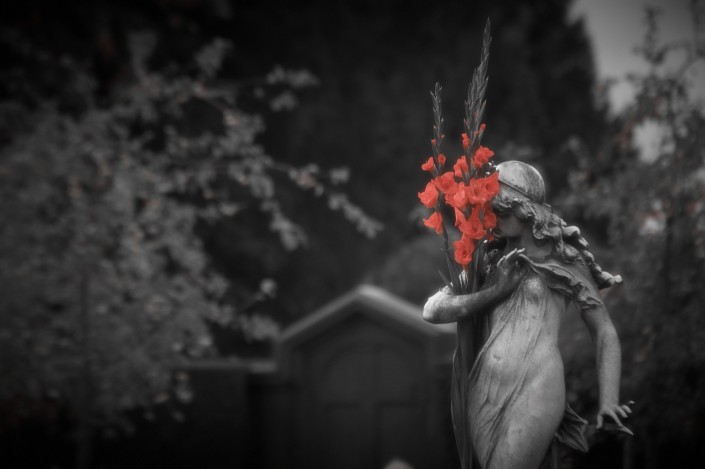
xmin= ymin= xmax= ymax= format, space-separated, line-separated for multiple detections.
xmin=423 ymin=161 xmax=632 ymax=469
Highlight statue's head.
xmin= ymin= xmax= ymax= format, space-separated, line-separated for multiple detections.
xmin=491 ymin=161 xmax=551 ymax=230
xmin=491 ymin=161 xmax=622 ymax=288
xmin=495 ymin=161 xmax=545 ymax=205
xmin=489 ymin=161 xmax=549 ymax=240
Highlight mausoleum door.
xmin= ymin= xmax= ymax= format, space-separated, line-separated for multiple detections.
xmin=298 ymin=316 xmax=428 ymax=469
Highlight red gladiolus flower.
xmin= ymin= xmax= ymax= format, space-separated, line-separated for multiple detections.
xmin=461 ymin=133 xmax=470 ymax=152
xmin=482 ymin=202 xmax=497 ymax=229
xmin=446 ymin=186 xmax=469 ymax=209
xmin=459 ymin=209 xmax=486 ymax=240
xmin=453 ymin=235 xmax=475 ymax=268
xmin=438 ymin=153 xmax=447 ymax=166
xmin=421 ymin=156 xmax=435 ymax=173
xmin=433 ymin=172 xmax=459 ymax=195
xmin=465 ymin=178 xmax=491 ymax=204
xmin=453 ymin=156 xmax=469 ymax=179
xmin=454 ymin=207 xmax=466 ymax=227
xmin=472 ymin=145 xmax=494 ymax=168
xmin=418 ymin=181 xmax=438 ymax=208
xmin=481 ymin=171 xmax=500 ymax=196
xmin=423 ymin=211 xmax=444 ymax=234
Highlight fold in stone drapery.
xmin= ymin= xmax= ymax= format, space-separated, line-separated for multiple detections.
xmin=523 ymin=256 xmax=603 ymax=311
xmin=555 ymin=404 xmax=589 ymax=453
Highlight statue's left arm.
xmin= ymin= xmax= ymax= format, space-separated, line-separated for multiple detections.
xmin=580 ymin=302 xmax=632 ymax=428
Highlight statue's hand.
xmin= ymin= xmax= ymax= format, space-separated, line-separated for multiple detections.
xmin=422 ymin=288 xmax=451 ymax=323
xmin=596 ymin=400 xmax=634 ymax=432
xmin=495 ymin=248 xmax=525 ymax=295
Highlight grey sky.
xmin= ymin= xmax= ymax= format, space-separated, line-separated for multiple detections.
xmin=571 ymin=0 xmax=704 ymax=112
xmin=571 ymin=0 xmax=703 ymax=161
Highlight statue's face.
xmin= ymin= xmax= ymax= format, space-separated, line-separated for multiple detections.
xmin=494 ymin=208 xmax=524 ymax=239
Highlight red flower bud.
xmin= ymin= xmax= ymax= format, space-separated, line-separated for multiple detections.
xmin=421 ymin=156 xmax=435 ymax=173
xmin=453 ymin=156 xmax=469 ymax=178
xmin=472 ymin=146 xmax=495 ymax=168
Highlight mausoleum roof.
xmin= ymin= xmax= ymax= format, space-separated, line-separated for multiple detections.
xmin=279 ymin=284 xmax=455 ymax=348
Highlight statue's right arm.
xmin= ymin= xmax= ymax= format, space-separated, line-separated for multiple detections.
xmin=422 ymin=284 xmax=508 ymax=324
xmin=422 ymin=248 xmax=525 ymax=324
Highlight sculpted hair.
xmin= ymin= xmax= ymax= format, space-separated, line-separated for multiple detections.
xmin=491 ymin=192 xmax=621 ymax=289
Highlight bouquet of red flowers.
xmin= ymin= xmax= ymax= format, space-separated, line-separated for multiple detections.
xmin=418 ymin=20 xmax=498 ymax=295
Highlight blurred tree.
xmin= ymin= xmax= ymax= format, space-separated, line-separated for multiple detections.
xmin=0 ymin=1 xmax=606 ymax=323
xmin=221 ymin=0 xmax=607 ymax=317
xmin=0 ymin=27 xmax=379 ymax=469
xmin=558 ymin=3 xmax=705 ymax=466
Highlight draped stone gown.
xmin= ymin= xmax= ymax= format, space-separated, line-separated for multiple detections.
xmin=453 ymin=255 xmax=599 ymax=469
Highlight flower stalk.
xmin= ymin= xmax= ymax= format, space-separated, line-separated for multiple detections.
xmin=419 ymin=22 xmax=496 ymax=469
xmin=419 ymin=19 xmax=496 ymax=295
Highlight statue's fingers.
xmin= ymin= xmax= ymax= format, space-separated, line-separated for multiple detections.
xmin=621 ymin=404 xmax=632 ymax=414
xmin=508 ymin=248 xmax=524 ymax=263
xmin=498 ymin=249 xmax=515 ymax=267
xmin=596 ymin=414 xmax=603 ymax=429
xmin=607 ymin=409 xmax=623 ymax=427
xmin=616 ymin=407 xmax=628 ymax=420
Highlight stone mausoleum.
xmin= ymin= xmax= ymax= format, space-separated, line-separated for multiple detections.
xmin=125 ymin=285 xmax=459 ymax=469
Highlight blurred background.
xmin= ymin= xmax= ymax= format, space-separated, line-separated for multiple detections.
xmin=0 ymin=0 xmax=703 ymax=468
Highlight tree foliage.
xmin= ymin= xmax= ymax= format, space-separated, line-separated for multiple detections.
xmin=0 ymin=26 xmax=380 ymax=434
xmin=558 ymin=3 xmax=705 ymax=461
